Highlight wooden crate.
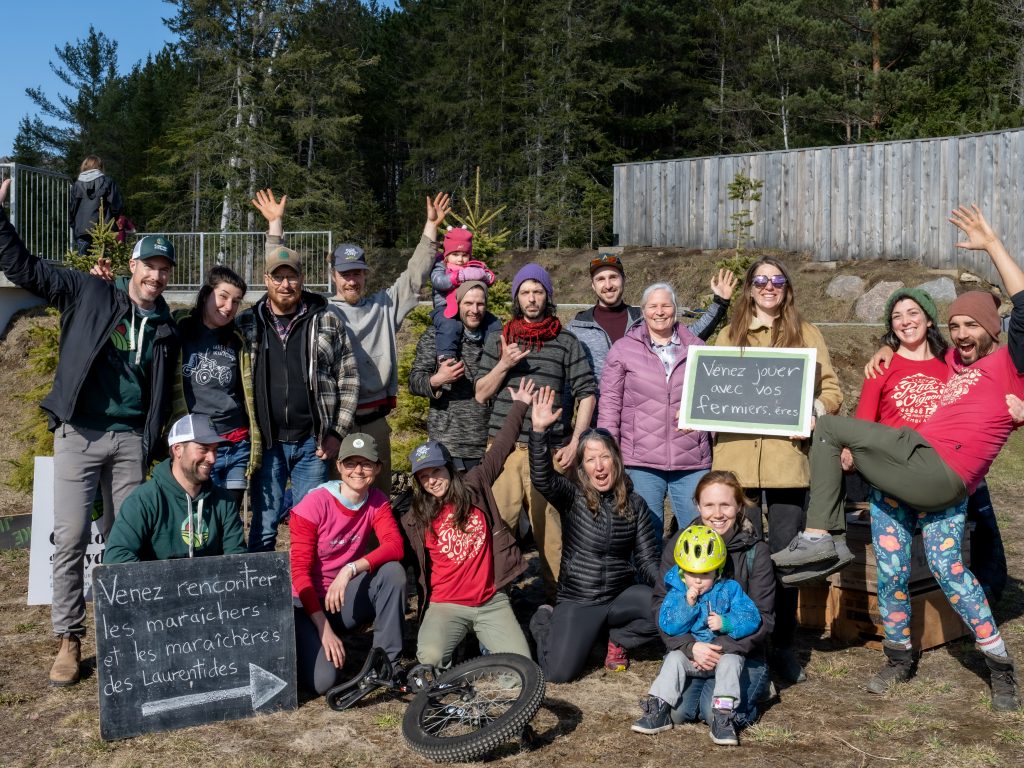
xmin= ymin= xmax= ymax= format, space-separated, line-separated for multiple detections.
xmin=827 ymin=510 xmax=971 ymax=594
xmin=826 ymin=584 xmax=969 ymax=651
xmin=795 ymin=583 xmax=831 ymax=631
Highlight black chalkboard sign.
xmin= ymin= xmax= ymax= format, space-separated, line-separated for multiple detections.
xmin=679 ymin=346 xmax=818 ymax=436
xmin=0 ymin=513 xmax=31 ymax=550
xmin=92 ymin=552 xmax=297 ymax=740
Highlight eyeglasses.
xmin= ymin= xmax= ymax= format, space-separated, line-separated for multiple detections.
xmin=266 ymin=273 xmax=301 ymax=286
xmin=751 ymin=275 xmax=788 ymax=289
xmin=590 ymin=254 xmax=621 ymax=269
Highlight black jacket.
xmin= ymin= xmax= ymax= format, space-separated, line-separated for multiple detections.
xmin=653 ymin=516 xmax=776 ymax=660
xmin=0 ymin=209 xmax=178 ymax=463
xmin=529 ymin=429 xmax=660 ymax=603
xmin=69 ymin=170 xmax=123 ymax=240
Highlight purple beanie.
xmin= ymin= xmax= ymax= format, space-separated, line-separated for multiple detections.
xmin=512 ymin=263 xmax=554 ymax=300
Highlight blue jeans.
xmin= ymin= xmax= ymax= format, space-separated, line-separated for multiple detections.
xmin=211 ymin=439 xmax=251 ymax=491
xmin=249 ymin=436 xmax=328 ymax=552
xmin=671 ymin=656 xmax=771 ymax=727
xmin=625 ymin=467 xmax=709 ymax=546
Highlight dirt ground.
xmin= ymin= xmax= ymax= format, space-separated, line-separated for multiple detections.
xmin=1 ymin=248 xmax=1023 ymax=767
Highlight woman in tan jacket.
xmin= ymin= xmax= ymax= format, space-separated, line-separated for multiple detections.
xmin=711 ymin=256 xmax=842 ymax=683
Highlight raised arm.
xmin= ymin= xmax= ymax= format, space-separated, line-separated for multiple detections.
xmin=950 ymin=205 xmax=1024 ymax=297
xmin=252 ymin=188 xmax=287 ymax=239
xmin=527 ymin=387 xmax=576 ymax=511
xmin=690 ymin=268 xmax=736 ymax=341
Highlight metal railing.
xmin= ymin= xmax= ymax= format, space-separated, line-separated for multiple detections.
xmin=0 ymin=163 xmax=71 ymax=261
xmin=134 ymin=231 xmax=334 ymax=291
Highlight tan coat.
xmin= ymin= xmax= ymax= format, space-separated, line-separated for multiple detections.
xmin=711 ymin=319 xmax=843 ymax=489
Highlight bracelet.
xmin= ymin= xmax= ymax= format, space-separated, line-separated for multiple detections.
xmin=348 ymin=562 xmax=359 ymax=579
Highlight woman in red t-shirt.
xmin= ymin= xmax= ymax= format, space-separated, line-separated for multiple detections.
xmin=401 ymin=380 xmax=536 ymax=667
xmin=851 ymin=288 xmax=1002 ymax=694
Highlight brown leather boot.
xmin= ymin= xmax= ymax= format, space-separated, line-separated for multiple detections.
xmin=49 ymin=635 xmax=81 ymax=687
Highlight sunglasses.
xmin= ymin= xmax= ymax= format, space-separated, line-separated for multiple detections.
xmin=751 ymin=275 xmax=788 ymax=289
xmin=590 ymin=254 xmax=622 ymax=269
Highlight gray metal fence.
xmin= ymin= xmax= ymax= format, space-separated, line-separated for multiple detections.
xmin=613 ymin=128 xmax=1024 ymax=285
xmin=0 ymin=162 xmax=71 ymax=261
xmin=136 ymin=231 xmax=334 ymax=291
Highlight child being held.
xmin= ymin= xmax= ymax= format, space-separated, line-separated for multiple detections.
xmin=430 ymin=226 xmax=499 ymax=361
xmin=632 ymin=525 xmax=761 ymax=747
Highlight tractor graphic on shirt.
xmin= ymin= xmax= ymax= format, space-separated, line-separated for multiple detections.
xmin=182 ymin=351 xmax=232 ymax=386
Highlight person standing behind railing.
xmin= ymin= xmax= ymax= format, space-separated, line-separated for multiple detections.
xmin=69 ymin=155 xmax=123 ymax=255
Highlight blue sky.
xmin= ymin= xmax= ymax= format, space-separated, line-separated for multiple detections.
xmin=1 ymin=2 xmax=176 ymax=158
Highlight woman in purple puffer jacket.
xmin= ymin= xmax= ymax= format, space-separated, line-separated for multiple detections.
xmin=598 ymin=282 xmax=713 ymax=546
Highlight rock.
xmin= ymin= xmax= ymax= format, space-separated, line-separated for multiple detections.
xmin=960 ymin=271 xmax=982 ymax=283
xmin=855 ymin=280 xmax=904 ymax=323
xmin=826 ymin=275 xmax=866 ymax=300
xmin=913 ymin=277 xmax=957 ymax=304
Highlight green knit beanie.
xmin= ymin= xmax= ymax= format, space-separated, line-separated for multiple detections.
xmin=883 ymin=287 xmax=939 ymax=332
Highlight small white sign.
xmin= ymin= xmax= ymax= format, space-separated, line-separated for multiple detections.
xmin=27 ymin=456 xmax=112 ymax=605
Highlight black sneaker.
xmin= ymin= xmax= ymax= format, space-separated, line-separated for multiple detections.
xmin=709 ymin=707 xmax=739 ymax=746
xmin=631 ymin=695 xmax=673 ymax=735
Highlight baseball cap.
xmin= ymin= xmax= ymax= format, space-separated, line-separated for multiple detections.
xmin=333 ymin=243 xmax=370 ymax=272
xmin=338 ymin=433 xmax=379 ymax=462
xmin=132 ymin=235 xmax=176 ymax=265
xmin=589 ymin=252 xmax=623 ymax=277
xmin=408 ymin=440 xmax=452 ymax=475
xmin=167 ymin=414 xmax=225 ymax=447
xmin=264 ymin=245 xmax=303 ymax=276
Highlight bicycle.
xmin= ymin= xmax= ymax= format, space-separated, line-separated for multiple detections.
xmin=326 ymin=646 xmax=546 ymax=762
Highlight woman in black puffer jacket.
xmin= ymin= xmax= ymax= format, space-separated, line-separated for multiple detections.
xmin=527 ymin=387 xmax=661 ymax=683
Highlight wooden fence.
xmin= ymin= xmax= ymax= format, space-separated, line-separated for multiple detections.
xmin=612 ymin=129 xmax=1024 ymax=285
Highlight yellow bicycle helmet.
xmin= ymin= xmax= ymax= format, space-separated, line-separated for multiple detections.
xmin=674 ymin=525 xmax=727 ymax=575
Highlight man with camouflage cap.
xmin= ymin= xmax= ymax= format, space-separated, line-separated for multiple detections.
xmin=242 ymin=189 xmax=360 ymax=553
xmin=0 ymin=178 xmax=179 ymax=686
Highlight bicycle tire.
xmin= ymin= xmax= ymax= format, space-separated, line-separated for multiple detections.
xmin=402 ymin=653 xmax=545 ymax=762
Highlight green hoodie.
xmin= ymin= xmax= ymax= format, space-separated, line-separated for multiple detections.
xmin=103 ymin=459 xmax=245 ymax=563
xmin=72 ymin=275 xmax=175 ymax=432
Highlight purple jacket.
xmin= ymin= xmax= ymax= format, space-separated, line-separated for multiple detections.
xmin=598 ymin=322 xmax=711 ymax=471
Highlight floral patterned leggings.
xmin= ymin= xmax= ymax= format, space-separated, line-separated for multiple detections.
xmin=869 ymin=489 xmax=999 ymax=648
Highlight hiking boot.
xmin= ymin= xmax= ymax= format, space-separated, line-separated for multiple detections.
xmin=49 ymin=634 xmax=82 ymax=687
xmin=867 ymin=641 xmax=916 ymax=694
xmin=605 ymin=640 xmax=629 ymax=672
xmin=771 ymin=647 xmax=807 ymax=684
xmin=709 ymin=707 xmax=739 ymax=746
xmin=631 ymin=695 xmax=673 ymax=735
xmin=983 ymin=650 xmax=1022 ymax=712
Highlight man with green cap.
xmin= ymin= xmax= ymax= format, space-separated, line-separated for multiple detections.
xmin=0 ymin=178 xmax=179 ymax=687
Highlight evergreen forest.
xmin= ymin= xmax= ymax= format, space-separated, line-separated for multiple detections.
xmin=11 ymin=0 xmax=1024 ymax=248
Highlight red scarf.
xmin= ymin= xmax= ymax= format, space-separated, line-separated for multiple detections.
xmin=502 ymin=316 xmax=562 ymax=351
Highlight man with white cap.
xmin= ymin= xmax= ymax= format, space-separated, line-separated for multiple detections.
xmin=325 ymin=193 xmax=452 ymax=494
xmin=0 ymin=178 xmax=179 ymax=687
xmin=104 ymin=414 xmax=246 ymax=563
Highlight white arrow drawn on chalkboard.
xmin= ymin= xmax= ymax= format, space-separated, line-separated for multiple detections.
xmin=140 ymin=663 xmax=288 ymax=717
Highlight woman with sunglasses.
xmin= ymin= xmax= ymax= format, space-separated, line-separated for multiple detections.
xmin=598 ymin=282 xmax=716 ymax=547
xmin=528 ymin=388 xmax=661 ymax=681
xmin=711 ymin=257 xmax=842 ymax=684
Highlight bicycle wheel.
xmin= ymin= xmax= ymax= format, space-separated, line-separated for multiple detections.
xmin=402 ymin=653 xmax=545 ymax=762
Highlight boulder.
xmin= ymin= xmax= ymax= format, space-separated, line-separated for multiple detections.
xmin=960 ymin=271 xmax=982 ymax=283
xmin=855 ymin=280 xmax=904 ymax=323
xmin=826 ymin=274 xmax=866 ymax=300
xmin=914 ymin=277 xmax=957 ymax=304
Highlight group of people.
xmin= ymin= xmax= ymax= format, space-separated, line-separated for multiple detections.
xmin=1 ymin=166 xmax=1022 ymax=746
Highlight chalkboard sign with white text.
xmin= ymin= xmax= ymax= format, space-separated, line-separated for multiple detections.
xmin=92 ymin=552 xmax=297 ymax=740
xmin=678 ymin=346 xmax=818 ymax=436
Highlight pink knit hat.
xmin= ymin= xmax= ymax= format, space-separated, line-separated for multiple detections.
xmin=443 ymin=227 xmax=473 ymax=258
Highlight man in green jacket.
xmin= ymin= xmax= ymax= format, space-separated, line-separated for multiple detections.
xmin=104 ymin=414 xmax=246 ymax=563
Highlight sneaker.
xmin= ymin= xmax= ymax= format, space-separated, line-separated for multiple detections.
xmin=771 ymin=647 xmax=807 ymax=684
xmin=778 ymin=550 xmax=854 ymax=586
xmin=772 ymin=532 xmax=839 ymax=567
xmin=709 ymin=707 xmax=739 ymax=746
xmin=631 ymin=695 xmax=673 ymax=735
xmin=605 ymin=640 xmax=629 ymax=672
xmin=49 ymin=634 xmax=82 ymax=687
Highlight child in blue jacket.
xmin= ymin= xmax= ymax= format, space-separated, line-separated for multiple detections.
xmin=632 ymin=525 xmax=761 ymax=746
